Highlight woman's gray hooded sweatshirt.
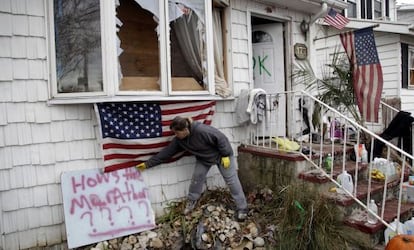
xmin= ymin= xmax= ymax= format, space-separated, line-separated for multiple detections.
xmin=145 ymin=121 xmax=233 ymax=168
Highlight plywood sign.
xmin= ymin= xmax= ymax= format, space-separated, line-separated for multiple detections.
xmin=61 ymin=167 xmax=155 ymax=248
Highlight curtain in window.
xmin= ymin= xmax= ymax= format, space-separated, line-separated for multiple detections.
xmin=173 ymin=12 xmax=205 ymax=84
xmin=213 ymin=9 xmax=230 ymax=97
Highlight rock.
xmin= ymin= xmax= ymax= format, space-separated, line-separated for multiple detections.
xmin=128 ymin=235 xmax=137 ymax=245
xmin=253 ymin=237 xmax=265 ymax=247
xmin=150 ymin=238 xmax=163 ymax=248
xmin=207 ymin=205 xmax=216 ymax=212
xmin=147 ymin=231 xmax=157 ymax=239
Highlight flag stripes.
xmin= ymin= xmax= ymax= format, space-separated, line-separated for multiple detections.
xmin=96 ymin=101 xmax=215 ymax=172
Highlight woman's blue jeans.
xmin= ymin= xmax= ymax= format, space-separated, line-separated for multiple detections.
xmin=187 ymin=156 xmax=248 ymax=211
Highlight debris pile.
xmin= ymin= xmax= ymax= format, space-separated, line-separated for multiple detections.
xmin=82 ymin=188 xmax=275 ymax=250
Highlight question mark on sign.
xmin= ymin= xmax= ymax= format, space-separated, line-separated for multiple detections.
xmin=80 ymin=211 xmax=96 ymax=233
xmin=117 ymin=206 xmax=134 ymax=225
xmin=100 ymin=207 xmax=113 ymax=226
xmin=138 ymin=200 xmax=152 ymax=224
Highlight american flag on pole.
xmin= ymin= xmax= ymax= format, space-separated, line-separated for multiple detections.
xmin=324 ymin=8 xmax=350 ymax=30
xmin=95 ymin=101 xmax=216 ymax=172
xmin=340 ymin=27 xmax=383 ymax=123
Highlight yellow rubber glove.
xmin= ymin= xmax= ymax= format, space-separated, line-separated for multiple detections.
xmin=221 ymin=156 xmax=230 ymax=169
xmin=136 ymin=162 xmax=147 ymax=171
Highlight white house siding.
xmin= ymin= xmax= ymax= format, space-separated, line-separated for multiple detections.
xmin=397 ymin=5 xmax=414 ymax=24
xmin=0 ymin=0 xmax=315 ymax=249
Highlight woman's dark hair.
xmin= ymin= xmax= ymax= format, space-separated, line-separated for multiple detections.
xmin=170 ymin=116 xmax=191 ymax=131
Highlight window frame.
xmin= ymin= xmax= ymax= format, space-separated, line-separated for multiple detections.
xmin=408 ymin=45 xmax=414 ymax=89
xmin=47 ymin=0 xmax=225 ymax=104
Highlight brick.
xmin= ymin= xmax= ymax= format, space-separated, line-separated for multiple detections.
xmin=11 ymin=36 xmax=26 ymax=58
xmin=11 ymin=0 xmax=25 ymax=14
xmin=2 ymin=210 xmax=18 ymax=233
xmin=1 ymin=189 xmax=19 ymax=211
xmin=26 ymin=0 xmax=44 ymax=16
xmin=0 ymin=36 xmax=11 ymax=57
xmin=10 ymin=166 xmax=25 ymax=189
xmin=12 ymin=145 xmax=31 ymax=166
xmin=36 ymin=165 xmax=56 ymax=185
xmin=28 ymin=16 xmax=44 ymax=36
xmin=0 ymin=13 xmax=13 ymax=36
xmin=38 ymin=143 xmax=55 ymax=165
xmin=161 ymin=183 xmax=178 ymax=201
xmin=0 ymin=169 xmax=11 ymax=190
xmin=33 ymin=185 xmax=48 ymax=207
xmin=18 ymin=229 xmax=38 ymax=250
xmin=6 ymin=102 xmax=26 ymax=123
xmin=31 ymin=123 xmax=51 ymax=143
xmin=22 ymin=165 xmax=37 ymax=187
xmin=18 ymin=187 xmax=34 ymax=208
xmin=12 ymin=58 xmax=29 ymax=79
xmin=12 ymin=15 xmax=29 ymax=36
xmin=16 ymin=122 xmax=32 ymax=145
xmin=0 ymin=58 xmax=13 ymax=81
xmin=4 ymin=125 xmax=19 ymax=145
xmin=47 ymin=184 xmax=62 ymax=205
xmin=28 ymin=59 xmax=44 ymax=79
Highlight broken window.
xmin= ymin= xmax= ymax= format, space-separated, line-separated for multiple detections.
xmin=48 ymin=0 xmax=231 ymax=101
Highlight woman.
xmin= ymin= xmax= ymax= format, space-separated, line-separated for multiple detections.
xmin=136 ymin=116 xmax=248 ymax=221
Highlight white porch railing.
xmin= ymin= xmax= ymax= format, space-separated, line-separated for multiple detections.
xmin=245 ymin=90 xmax=414 ymax=237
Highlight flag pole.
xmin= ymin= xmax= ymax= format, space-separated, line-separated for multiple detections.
xmin=313 ymin=24 xmax=380 ymax=42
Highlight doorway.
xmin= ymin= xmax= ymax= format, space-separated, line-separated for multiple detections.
xmin=251 ymin=16 xmax=287 ymax=137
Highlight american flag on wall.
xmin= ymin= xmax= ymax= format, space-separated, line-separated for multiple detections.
xmin=324 ymin=8 xmax=350 ymax=30
xmin=340 ymin=27 xmax=383 ymax=123
xmin=95 ymin=101 xmax=216 ymax=172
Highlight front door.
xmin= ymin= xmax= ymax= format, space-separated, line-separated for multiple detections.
xmin=252 ymin=22 xmax=286 ymax=136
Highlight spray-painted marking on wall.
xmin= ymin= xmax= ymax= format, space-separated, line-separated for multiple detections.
xmin=61 ymin=167 xmax=156 ymax=248
xmin=253 ymin=55 xmax=271 ymax=77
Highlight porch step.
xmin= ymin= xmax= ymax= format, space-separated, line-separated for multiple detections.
xmin=343 ymin=199 xmax=413 ymax=235
xmin=298 ymin=161 xmax=368 ymax=184
xmin=299 ymin=156 xmax=413 ymax=247
xmin=324 ymin=178 xmax=401 ymax=207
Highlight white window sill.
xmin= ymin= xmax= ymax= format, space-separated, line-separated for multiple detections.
xmin=47 ymin=95 xmax=234 ymax=105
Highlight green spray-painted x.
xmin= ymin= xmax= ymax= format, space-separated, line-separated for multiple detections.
xmin=253 ymin=55 xmax=271 ymax=77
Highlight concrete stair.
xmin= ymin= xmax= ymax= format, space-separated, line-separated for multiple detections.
xmin=298 ymin=145 xmax=413 ymax=248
